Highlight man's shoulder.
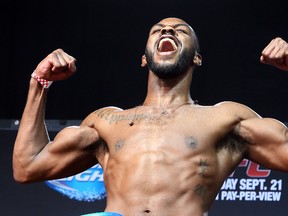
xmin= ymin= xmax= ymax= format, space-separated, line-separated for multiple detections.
xmin=214 ymin=101 xmax=253 ymax=111
xmin=195 ymin=101 xmax=252 ymax=113
xmin=214 ymin=101 xmax=244 ymax=107
xmin=213 ymin=101 xmax=261 ymax=120
xmin=81 ymin=106 xmax=123 ymax=125
xmin=94 ymin=106 xmax=124 ymax=114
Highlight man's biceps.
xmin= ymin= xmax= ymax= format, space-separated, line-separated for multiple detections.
xmin=66 ymin=125 xmax=80 ymax=129
xmin=54 ymin=125 xmax=100 ymax=145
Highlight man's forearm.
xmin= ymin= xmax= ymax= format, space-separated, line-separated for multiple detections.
xmin=13 ymin=77 xmax=50 ymax=182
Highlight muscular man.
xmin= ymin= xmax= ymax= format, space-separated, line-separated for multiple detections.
xmin=13 ymin=17 xmax=288 ymax=216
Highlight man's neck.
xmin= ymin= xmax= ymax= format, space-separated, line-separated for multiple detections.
xmin=143 ymin=70 xmax=193 ymax=108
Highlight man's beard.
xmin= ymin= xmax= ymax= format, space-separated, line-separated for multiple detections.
xmin=145 ymin=48 xmax=194 ymax=79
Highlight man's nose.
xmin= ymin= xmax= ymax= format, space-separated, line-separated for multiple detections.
xmin=161 ymin=26 xmax=175 ymax=35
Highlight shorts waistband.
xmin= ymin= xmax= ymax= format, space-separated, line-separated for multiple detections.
xmin=81 ymin=212 xmax=123 ymax=216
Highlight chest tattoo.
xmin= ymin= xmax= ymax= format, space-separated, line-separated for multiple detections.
xmin=185 ymin=136 xmax=198 ymax=149
xmin=199 ymin=159 xmax=208 ymax=176
xmin=94 ymin=109 xmax=135 ymax=125
xmin=94 ymin=109 xmax=147 ymax=125
xmin=115 ymin=140 xmax=125 ymax=151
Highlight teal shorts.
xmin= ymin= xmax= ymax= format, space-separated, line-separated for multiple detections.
xmin=81 ymin=212 xmax=123 ymax=216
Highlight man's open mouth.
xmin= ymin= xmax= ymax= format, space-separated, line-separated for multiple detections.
xmin=157 ymin=38 xmax=177 ymax=53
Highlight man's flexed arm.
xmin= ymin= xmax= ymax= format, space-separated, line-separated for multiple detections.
xmin=13 ymin=49 xmax=98 ymax=183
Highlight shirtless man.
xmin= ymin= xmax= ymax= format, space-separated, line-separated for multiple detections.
xmin=13 ymin=17 xmax=288 ymax=216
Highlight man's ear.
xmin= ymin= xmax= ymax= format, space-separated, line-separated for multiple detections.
xmin=193 ymin=52 xmax=202 ymax=66
xmin=141 ymin=55 xmax=147 ymax=67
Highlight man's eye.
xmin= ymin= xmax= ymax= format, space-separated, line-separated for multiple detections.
xmin=151 ymin=29 xmax=161 ymax=34
xmin=177 ymin=29 xmax=188 ymax=34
